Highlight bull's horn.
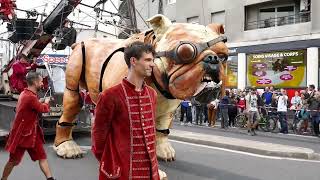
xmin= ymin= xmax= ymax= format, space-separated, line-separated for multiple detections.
xmin=147 ymin=14 xmax=172 ymax=39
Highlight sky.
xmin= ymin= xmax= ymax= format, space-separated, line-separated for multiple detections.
xmin=0 ymin=0 xmax=120 ymax=37
xmin=0 ymin=0 xmax=122 ymax=58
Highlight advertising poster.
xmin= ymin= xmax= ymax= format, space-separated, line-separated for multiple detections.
xmin=247 ymin=50 xmax=306 ymax=88
xmin=225 ymin=56 xmax=238 ymax=87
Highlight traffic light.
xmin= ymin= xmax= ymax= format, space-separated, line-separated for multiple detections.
xmin=0 ymin=0 xmax=16 ymax=21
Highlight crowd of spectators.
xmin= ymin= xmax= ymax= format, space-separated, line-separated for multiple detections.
xmin=179 ymin=85 xmax=320 ymax=137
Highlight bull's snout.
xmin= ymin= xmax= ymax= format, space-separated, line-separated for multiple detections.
xmin=203 ymin=54 xmax=219 ymax=64
xmin=203 ymin=54 xmax=220 ymax=83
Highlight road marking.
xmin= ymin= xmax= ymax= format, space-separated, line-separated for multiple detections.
xmin=169 ymin=140 xmax=320 ymax=163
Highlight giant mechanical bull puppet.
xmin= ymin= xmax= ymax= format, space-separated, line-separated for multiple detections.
xmin=53 ymin=14 xmax=228 ymax=161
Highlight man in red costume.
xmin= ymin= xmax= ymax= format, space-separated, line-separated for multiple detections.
xmin=1 ymin=72 xmax=55 ymax=180
xmin=9 ymin=54 xmax=37 ymax=93
xmin=92 ymin=42 xmax=160 ymax=180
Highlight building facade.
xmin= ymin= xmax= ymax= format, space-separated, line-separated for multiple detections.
xmin=135 ymin=0 xmax=319 ymax=90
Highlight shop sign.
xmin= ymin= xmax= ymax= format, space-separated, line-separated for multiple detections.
xmin=247 ymin=50 xmax=306 ymax=88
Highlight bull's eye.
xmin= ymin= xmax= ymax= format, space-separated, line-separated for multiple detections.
xmin=176 ymin=43 xmax=196 ymax=63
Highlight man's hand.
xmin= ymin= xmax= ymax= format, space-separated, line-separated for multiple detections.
xmin=39 ymin=98 xmax=45 ymax=103
xmin=44 ymin=97 xmax=51 ymax=104
xmin=207 ymin=104 xmax=215 ymax=110
xmin=30 ymin=63 xmax=38 ymax=70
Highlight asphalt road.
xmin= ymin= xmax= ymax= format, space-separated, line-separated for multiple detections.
xmin=0 ymin=133 xmax=319 ymax=180
xmin=160 ymin=140 xmax=320 ymax=180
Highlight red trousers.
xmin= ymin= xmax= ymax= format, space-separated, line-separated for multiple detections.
xmin=9 ymin=135 xmax=46 ymax=165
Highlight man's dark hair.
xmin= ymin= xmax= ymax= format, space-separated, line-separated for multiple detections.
xmin=124 ymin=41 xmax=155 ymax=68
xmin=309 ymin=84 xmax=315 ymax=90
xmin=225 ymin=90 xmax=230 ymax=96
xmin=20 ymin=54 xmax=29 ymax=60
xmin=26 ymin=72 xmax=41 ymax=86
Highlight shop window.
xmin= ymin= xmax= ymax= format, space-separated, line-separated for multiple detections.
xmin=226 ymin=56 xmax=238 ymax=88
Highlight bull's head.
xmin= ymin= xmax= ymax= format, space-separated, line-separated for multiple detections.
xmin=147 ymin=14 xmax=228 ymax=103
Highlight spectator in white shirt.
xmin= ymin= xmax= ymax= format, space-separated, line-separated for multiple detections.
xmin=277 ymin=89 xmax=288 ymax=134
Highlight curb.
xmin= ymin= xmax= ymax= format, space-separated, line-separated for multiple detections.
xmin=170 ymin=132 xmax=320 ymax=161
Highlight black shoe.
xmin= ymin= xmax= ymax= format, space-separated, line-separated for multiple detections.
xmin=252 ymin=129 xmax=257 ymax=136
xmin=47 ymin=177 xmax=55 ymax=180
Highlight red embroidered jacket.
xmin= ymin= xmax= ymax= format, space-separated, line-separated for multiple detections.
xmin=5 ymin=89 xmax=50 ymax=153
xmin=92 ymin=79 xmax=160 ymax=180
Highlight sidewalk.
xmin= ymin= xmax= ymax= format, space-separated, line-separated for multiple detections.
xmin=170 ymin=129 xmax=320 ymax=160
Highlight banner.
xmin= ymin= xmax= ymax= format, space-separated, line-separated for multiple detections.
xmin=36 ymin=54 xmax=69 ymax=65
xmin=246 ymin=50 xmax=306 ymax=88
xmin=225 ymin=56 xmax=238 ymax=87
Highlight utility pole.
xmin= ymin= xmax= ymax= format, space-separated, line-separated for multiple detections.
xmin=148 ymin=0 xmax=150 ymax=17
xmin=127 ymin=0 xmax=138 ymax=34
xmin=94 ymin=7 xmax=100 ymax=38
xmin=158 ymin=0 xmax=163 ymax=14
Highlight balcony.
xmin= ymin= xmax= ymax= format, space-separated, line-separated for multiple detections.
xmin=245 ymin=11 xmax=311 ymax=31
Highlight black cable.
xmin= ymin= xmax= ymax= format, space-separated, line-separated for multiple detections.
xmin=79 ymin=2 xmax=128 ymax=19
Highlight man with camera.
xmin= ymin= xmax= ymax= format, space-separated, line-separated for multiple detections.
xmin=277 ymin=89 xmax=289 ymax=134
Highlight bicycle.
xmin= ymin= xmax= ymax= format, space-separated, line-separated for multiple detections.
xmin=235 ymin=106 xmax=276 ymax=132
xmin=234 ymin=112 xmax=247 ymax=129
xmin=256 ymin=106 xmax=279 ymax=132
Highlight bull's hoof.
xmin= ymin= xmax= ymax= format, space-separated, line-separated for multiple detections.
xmin=159 ymin=169 xmax=168 ymax=180
xmin=156 ymin=135 xmax=175 ymax=161
xmin=53 ymin=140 xmax=86 ymax=159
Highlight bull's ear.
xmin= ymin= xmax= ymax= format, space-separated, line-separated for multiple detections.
xmin=207 ymin=23 xmax=225 ymax=35
xmin=147 ymin=14 xmax=172 ymax=39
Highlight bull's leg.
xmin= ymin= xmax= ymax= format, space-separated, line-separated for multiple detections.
xmin=53 ymin=44 xmax=85 ymax=158
xmin=154 ymin=92 xmax=180 ymax=161
xmin=53 ymin=89 xmax=85 ymax=158
xmin=156 ymin=114 xmax=176 ymax=161
xmin=54 ymin=89 xmax=81 ymax=145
